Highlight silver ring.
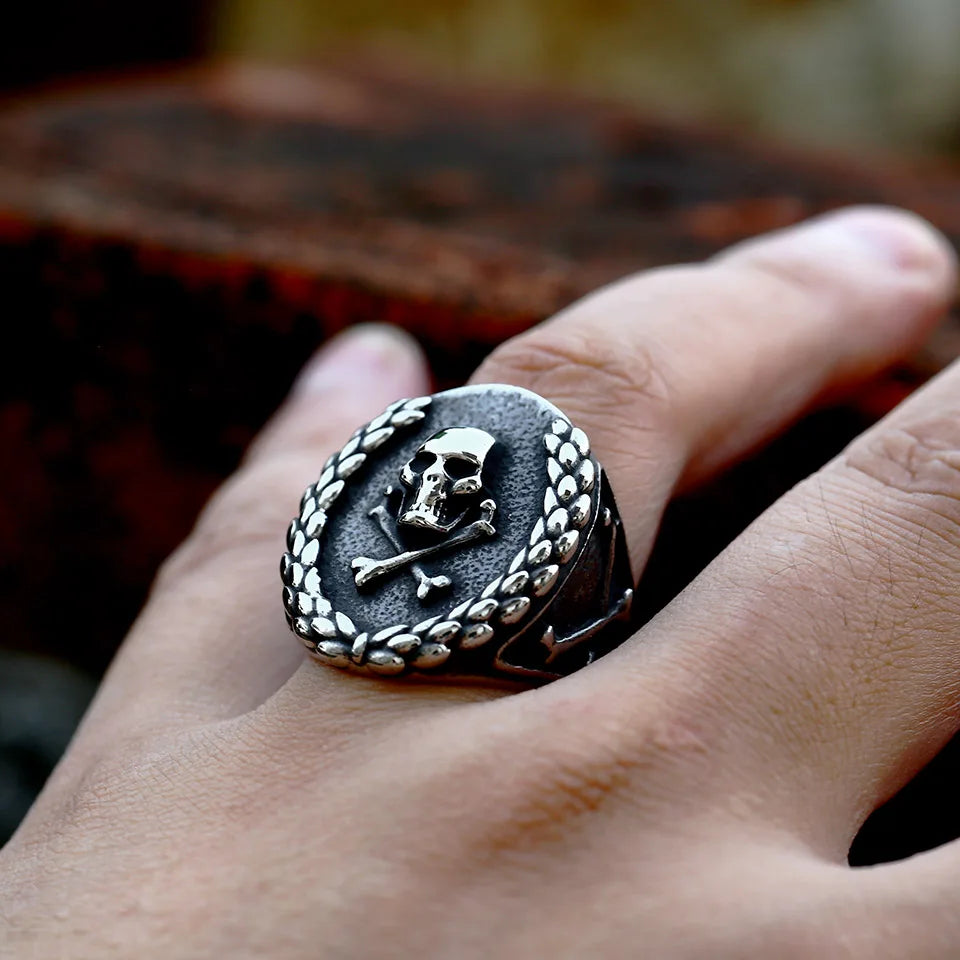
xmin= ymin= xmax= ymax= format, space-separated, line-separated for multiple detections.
xmin=280 ymin=384 xmax=634 ymax=683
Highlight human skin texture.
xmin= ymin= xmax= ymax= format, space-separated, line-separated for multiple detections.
xmin=3 ymin=207 xmax=960 ymax=958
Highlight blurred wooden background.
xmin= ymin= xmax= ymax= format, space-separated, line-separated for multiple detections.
xmin=7 ymin=1 xmax=960 ymax=156
xmin=218 ymin=0 xmax=960 ymax=155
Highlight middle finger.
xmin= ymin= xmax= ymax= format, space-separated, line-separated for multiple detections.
xmin=473 ymin=207 xmax=953 ymax=576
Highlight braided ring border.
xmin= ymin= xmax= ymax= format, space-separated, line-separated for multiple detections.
xmin=280 ymin=395 xmax=596 ymax=676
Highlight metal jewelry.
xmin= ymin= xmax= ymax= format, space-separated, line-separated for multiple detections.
xmin=281 ymin=384 xmax=634 ymax=683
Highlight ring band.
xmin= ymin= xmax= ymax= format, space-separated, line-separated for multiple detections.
xmin=281 ymin=384 xmax=634 ymax=683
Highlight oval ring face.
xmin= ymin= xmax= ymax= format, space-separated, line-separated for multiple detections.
xmin=281 ymin=384 xmax=634 ymax=683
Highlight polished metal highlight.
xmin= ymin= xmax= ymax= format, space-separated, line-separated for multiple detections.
xmin=398 ymin=427 xmax=497 ymax=533
xmin=281 ymin=385 xmax=634 ymax=683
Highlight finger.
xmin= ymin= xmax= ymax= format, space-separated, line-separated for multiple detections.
xmin=474 ymin=206 xmax=956 ymax=575
xmin=275 ymin=206 xmax=954 ymax=720
xmin=585 ymin=351 xmax=960 ymax=854
xmin=69 ymin=325 xmax=431 ymax=745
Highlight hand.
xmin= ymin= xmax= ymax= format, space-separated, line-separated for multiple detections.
xmin=3 ymin=208 xmax=959 ymax=958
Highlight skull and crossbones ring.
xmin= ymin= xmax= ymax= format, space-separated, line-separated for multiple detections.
xmin=280 ymin=384 xmax=635 ymax=683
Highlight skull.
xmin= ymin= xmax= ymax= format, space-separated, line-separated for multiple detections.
xmin=398 ymin=427 xmax=496 ymax=534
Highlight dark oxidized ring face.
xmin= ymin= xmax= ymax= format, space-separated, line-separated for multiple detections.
xmin=280 ymin=384 xmax=635 ymax=684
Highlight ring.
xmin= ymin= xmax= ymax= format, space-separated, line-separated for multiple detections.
xmin=280 ymin=384 xmax=634 ymax=683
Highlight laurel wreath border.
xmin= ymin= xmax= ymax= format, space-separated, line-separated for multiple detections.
xmin=280 ymin=394 xmax=596 ymax=676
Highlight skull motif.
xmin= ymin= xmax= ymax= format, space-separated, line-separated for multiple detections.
xmin=398 ymin=427 xmax=496 ymax=534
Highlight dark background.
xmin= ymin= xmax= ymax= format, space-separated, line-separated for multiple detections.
xmin=0 ymin=0 xmax=217 ymax=842
xmin=2 ymin=0 xmax=960 ymax=869
xmin=0 ymin=3 xmax=213 ymax=91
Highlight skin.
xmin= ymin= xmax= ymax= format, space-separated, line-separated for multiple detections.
xmin=3 ymin=206 xmax=960 ymax=958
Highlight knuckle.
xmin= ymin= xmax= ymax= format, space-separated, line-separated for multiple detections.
xmin=732 ymin=250 xmax=819 ymax=307
xmin=477 ymin=324 xmax=677 ymax=434
xmin=845 ymin=414 xmax=960 ymax=531
xmin=36 ymin=729 xmax=230 ymax=843
xmin=451 ymin=695 xmax=712 ymax=850
xmin=22 ymin=736 xmax=156 ymax=845
xmin=724 ymin=230 xmax=946 ymax=324
xmin=711 ymin=246 xmax=830 ymax=328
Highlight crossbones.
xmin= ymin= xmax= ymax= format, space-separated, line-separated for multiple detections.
xmin=352 ymin=499 xmax=497 ymax=592
xmin=367 ymin=502 xmax=453 ymax=601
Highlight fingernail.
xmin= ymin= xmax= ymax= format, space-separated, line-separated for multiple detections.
xmin=294 ymin=324 xmax=424 ymax=397
xmin=816 ymin=206 xmax=957 ymax=278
